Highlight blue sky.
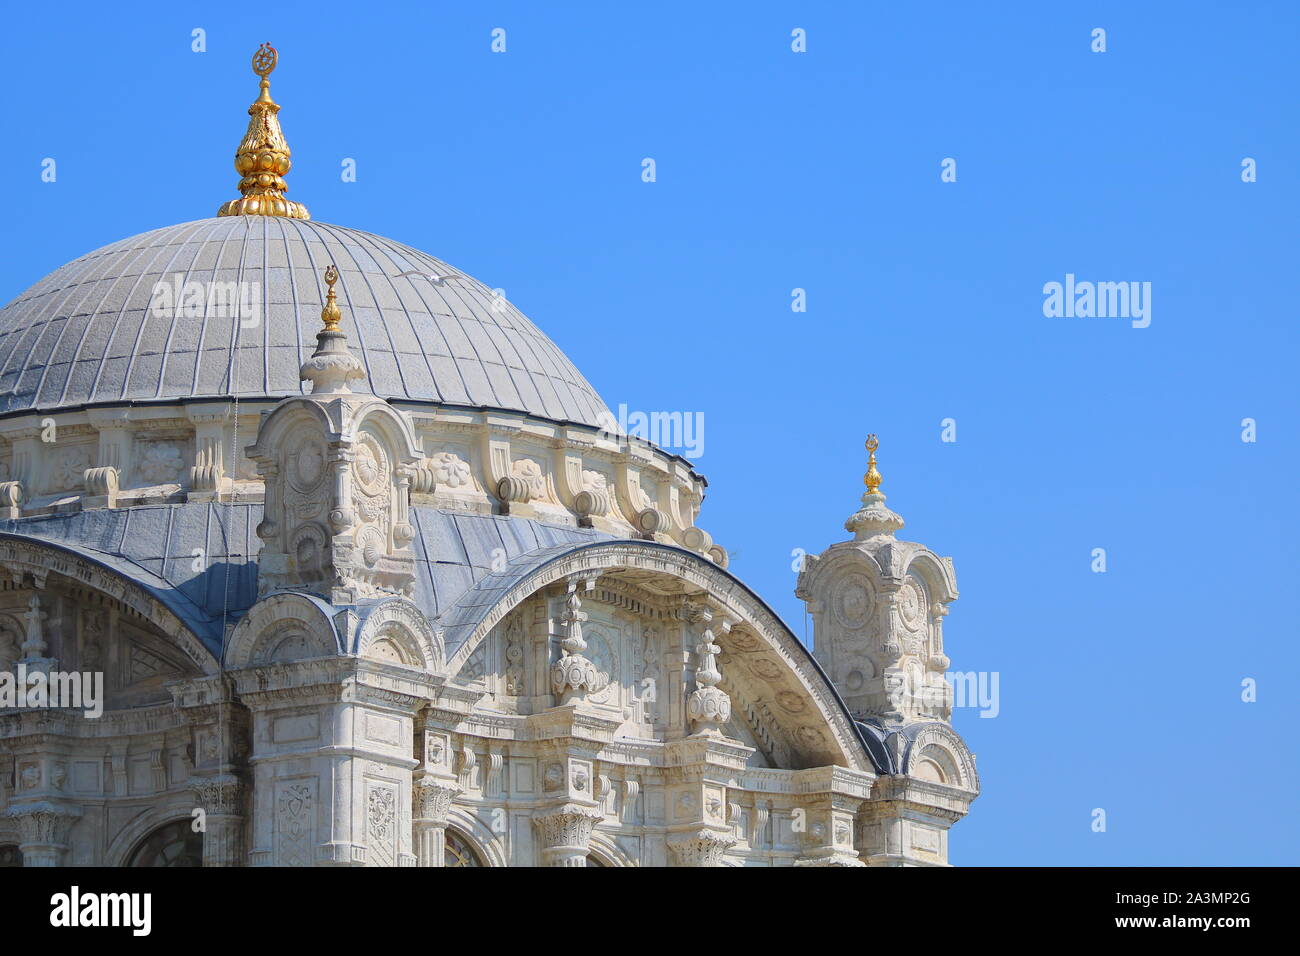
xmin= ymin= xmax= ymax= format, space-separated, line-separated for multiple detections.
xmin=2 ymin=1 xmax=1296 ymax=865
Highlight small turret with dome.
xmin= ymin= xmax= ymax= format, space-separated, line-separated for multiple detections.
xmin=796 ymin=435 xmax=978 ymax=863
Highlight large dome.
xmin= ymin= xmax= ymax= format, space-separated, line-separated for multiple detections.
xmin=0 ymin=216 xmax=610 ymax=427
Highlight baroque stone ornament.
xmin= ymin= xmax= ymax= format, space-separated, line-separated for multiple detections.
xmin=686 ymin=610 xmax=731 ymax=736
xmin=550 ymin=584 xmax=599 ymax=704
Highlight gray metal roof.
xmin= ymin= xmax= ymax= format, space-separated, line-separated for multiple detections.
xmin=1 ymin=503 xmax=261 ymax=655
xmin=0 ymin=504 xmax=608 ymax=659
xmin=2 ymin=505 xmax=890 ymax=773
xmin=407 ymin=508 xmax=613 ymax=621
xmin=0 ymin=218 xmax=611 ymax=426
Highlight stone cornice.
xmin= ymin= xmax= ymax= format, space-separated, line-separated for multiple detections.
xmin=863 ymin=774 xmax=976 ymax=823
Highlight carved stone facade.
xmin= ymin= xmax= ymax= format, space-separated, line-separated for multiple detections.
xmin=0 ymin=68 xmax=979 ymax=864
xmin=0 ymin=450 xmax=978 ymax=865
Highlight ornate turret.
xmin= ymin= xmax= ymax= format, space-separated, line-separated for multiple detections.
xmin=217 ymin=43 xmax=311 ymax=219
xmin=796 ymin=435 xmax=979 ymax=865
xmin=300 ymin=265 xmax=365 ymax=395
xmin=247 ymin=266 xmax=422 ymax=603
xmin=799 ymin=435 xmax=956 ymax=724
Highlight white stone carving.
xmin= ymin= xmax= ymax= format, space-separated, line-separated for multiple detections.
xmin=136 ymin=441 xmax=184 ymax=485
xmin=550 ymin=585 xmax=598 ymax=704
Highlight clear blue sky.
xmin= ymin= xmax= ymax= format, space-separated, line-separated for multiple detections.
xmin=2 ymin=1 xmax=1296 ymax=866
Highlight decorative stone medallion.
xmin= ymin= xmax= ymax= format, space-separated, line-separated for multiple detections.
xmin=833 ymin=574 xmax=872 ymax=629
xmin=287 ymin=435 xmax=326 ymax=493
xmin=899 ymin=578 xmax=927 ymax=631
xmin=354 ymin=434 xmax=389 ymax=497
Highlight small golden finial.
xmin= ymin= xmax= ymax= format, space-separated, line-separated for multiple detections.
xmin=252 ymin=41 xmax=277 ymax=81
xmin=217 ymin=43 xmax=310 ymax=220
xmin=321 ymin=265 xmax=341 ymax=331
xmin=863 ymin=434 xmax=883 ymax=496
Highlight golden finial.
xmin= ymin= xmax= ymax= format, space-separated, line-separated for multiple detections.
xmin=252 ymin=41 xmax=277 ymax=80
xmin=217 ymin=43 xmax=311 ymax=220
xmin=321 ymin=265 xmax=341 ymax=331
xmin=863 ymin=434 xmax=883 ymax=496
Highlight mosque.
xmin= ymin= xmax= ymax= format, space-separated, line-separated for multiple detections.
xmin=0 ymin=45 xmax=978 ymax=866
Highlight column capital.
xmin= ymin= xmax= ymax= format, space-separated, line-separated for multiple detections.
xmin=6 ymin=800 xmax=81 ymax=866
xmin=190 ymin=773 xmax=248 ymax=816
xmin=532 ymin=803 xmax=603 ymax=867
xmin=666 ymin=827 xmax=737 ymax=867
xmin=413 ymin=775 xmax=461 ymax=826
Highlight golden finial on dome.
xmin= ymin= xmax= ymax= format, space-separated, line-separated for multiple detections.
xmin=863 ymin=434 xmax=883 ymax=496
xmin=217 ymin=43 xmax=311 ymax=220
xmin=321 ymin=264 xmax=341 ymax=331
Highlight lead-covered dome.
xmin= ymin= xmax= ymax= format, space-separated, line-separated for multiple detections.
xmin=0 ymin=216 xmax=610 ymax=427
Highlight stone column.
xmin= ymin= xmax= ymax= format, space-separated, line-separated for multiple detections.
xmin=172 ymin=677 xmax=250 ymax=866
xmin=7 ymin=802 xmax=81 ymax=866
xmin=191 ymin=775 xmax=248 ymax=867
xmin=532 ymin=804 xmax=603 ymax=867
xmin=527 ymin=705 xmax=622 ymax=866
xmin=412 ymin=777 xmax=460 ymax=867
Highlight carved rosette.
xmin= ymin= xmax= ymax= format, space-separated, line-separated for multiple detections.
xmin=667 ymin=828 xmax=737 ymax=867
xmin=532 ymin=804 xmax=604 ymax=867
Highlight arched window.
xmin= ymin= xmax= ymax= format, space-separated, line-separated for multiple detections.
xmin=128 ymin=820 xmax=203 ymax=867
xmin=0 ymin=844 xmax=22 ymax=867
xmin=444 ymin=829 xmax=484 ymax=867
